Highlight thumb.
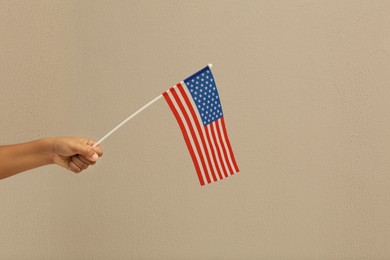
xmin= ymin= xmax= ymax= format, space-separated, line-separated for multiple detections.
xmin=70 ymin=142 xmax=99 ymax=162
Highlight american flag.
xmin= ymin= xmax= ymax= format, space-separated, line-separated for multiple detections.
xmin=163 ymin=66 xmax=239 ymax=186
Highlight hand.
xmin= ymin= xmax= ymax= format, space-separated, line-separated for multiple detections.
xmin=51 ymin=137 xmax=103 ymax=173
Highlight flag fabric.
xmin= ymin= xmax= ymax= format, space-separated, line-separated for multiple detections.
xmin=162 ymin=66 xmax=239 ymax=186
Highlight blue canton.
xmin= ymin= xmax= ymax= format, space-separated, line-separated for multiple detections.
xmin=184 ymin=67 xmax=223 ymax=126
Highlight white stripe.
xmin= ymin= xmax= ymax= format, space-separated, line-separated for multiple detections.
xmin=176 ymin=85 xmax=213 ymax=183
xmin=206 ymin=124 xmax=224 ymax=180
xmin=181 ymin=82 xmax=219 ymax=182
xmin=167 ymin=90 xmax=208 ymax=184
xmin=211 ymin=121 xmax=231 ymax=176
xmin=217 ymin=119 xmax=236 ymax=174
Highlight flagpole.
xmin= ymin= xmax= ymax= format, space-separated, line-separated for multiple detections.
xmin=93 ymin=64 xmax=213 ymax=147
xmin=93 ymin=94 xmax=163 ymax=147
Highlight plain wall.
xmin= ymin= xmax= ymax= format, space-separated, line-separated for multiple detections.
xmin=1 ymin=0 xmax=390 ymax=259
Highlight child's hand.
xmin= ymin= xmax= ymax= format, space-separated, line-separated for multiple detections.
xmin=51 ymin=137 xmax=103 ymax=173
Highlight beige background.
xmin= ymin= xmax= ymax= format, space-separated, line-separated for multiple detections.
xmin=1 ymin=0 xmax=390 ymax=259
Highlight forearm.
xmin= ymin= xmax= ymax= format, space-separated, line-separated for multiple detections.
xmin=0 ymin=138 xmax=53 ymax=179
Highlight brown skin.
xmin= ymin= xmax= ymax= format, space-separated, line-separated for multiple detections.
xmin=0 ymin=137 xmax=103 ymax=180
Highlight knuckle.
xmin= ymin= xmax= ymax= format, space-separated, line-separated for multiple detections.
xmin=70 ymin=164 xmax=82 ymax=173
xmin=88 ymin=149 xmax=95 ymax=156
xmin=78 ymin=155 xmax=89 ymax=164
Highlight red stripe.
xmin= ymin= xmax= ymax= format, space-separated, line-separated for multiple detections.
xmin=216 ymin=119 xmax=234 ymax=175
xmin=205 ymin=124 xmax=223 ymax=180
xmin=177 ymin=84 xmax=217 ymax=182
xmin=163 ymin=91 xmax=205 ymax=186
xmin=170 ymin=87 xmax=211 ymax=184
xmin=221 ymin=117 xmax=239 ymax=173
xmin=210 ymin=121 xmax=228 ymax=178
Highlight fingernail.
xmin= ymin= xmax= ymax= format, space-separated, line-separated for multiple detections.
xmin=91 ymin=153 xmax=99 ymax=161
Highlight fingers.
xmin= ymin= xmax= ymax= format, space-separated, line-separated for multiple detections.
xmin=77 ymin=154 xmax=96 ymax=166
xmin=67 ymin=156 xmax=89 ymax=173
xmin=84 ymin=139 xmax=103 ymax=158
xmin=68 ymin=160 xmax=83 ymax=173
xmin=69 ymin=141 xmax=99 ymax=162
xmin=63 ymin=137 xmax=104 ymax=174
xmin=92 ymin=145 xmax=103 ymax=157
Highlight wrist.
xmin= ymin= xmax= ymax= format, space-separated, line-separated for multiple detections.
xmin=38 ymin=138 xmax=56 ymax=165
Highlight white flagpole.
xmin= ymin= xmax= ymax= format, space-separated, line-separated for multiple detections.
xmin=93 ymin=64 xmax=213 ymax=147
xmin=93 ymin=94 xmax=163 ymax=147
